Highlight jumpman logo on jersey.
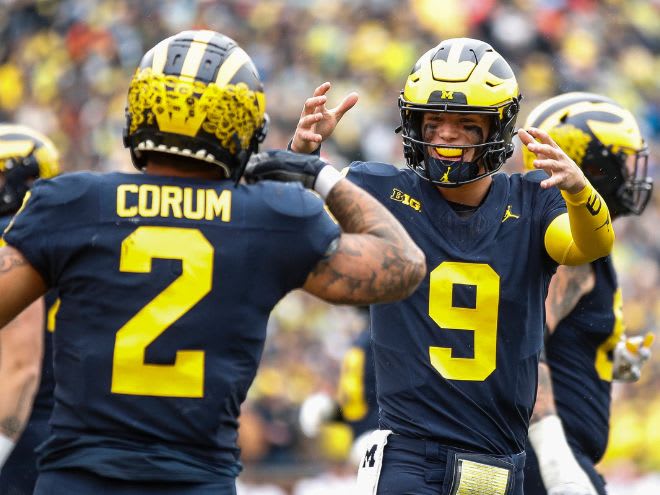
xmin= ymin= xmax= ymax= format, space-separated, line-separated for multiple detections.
xmin=502 ymin=205 xmax=520 ymax=223
xmin=440 ymin=167 xmax=452 ymax=183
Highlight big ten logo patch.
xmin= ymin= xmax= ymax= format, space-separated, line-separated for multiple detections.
xmin=390 ymin=188 xmax=421 ymax=212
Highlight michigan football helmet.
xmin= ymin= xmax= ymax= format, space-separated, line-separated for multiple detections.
xmin=123 ymin=30 xmax=268 ymax=181
xmin=523 ymin=92 xmax=652 ymax=217
xmin=0 ymin=124 xmax=60 ymax=215
xmin=399 ymin=38 xmax=521 ymax=187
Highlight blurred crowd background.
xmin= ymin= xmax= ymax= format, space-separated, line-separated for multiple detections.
xmin=1 ymin=0 xmax=658 ymax=493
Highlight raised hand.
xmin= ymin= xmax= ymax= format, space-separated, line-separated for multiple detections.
xmin=518 ymin=128 xmax=587 ymax=194
xmin=613 ymin=332 xmax=655 ymax=382
xmin=290 ymin=82 xmax=358 ymax=154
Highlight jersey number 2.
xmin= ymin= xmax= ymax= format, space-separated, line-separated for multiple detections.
xmin=428 ymin=261 xmax=500 ymax=381
xmin=111 ymin=226 xmax=213 ymax=397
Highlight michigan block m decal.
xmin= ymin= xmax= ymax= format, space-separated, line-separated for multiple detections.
xmin=362 ymin=444 xmax=378 ymax=468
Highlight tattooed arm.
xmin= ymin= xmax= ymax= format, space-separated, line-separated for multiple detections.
xmin=0 ymin=246 xmax=47 ymax=466
xmin=0 ymin=297 xmax=44 ymax=467
xmin=545 ymin=263 xmax=595 ymax=333
xmin=244 ymin=150 xmax=426 ymax=305
xmin=531 ymin=262 xmax=594 ymax=423
xmin=303 ymin=179 xmax=425 ymax=304
xmin=529 ymin=361 xmax=598 ymax=494
xmin=0 ymin=246 xmax=48 ymax=333
xmin=527 ymin=262 xmax=598 ymax=494
xmin=530 ymin=361 xmax=556 ymax=424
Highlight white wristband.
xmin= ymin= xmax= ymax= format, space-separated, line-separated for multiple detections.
xmin=528 ymin=415 xmax=595 ymax=494
xmin=0 ymin=433 xmax=15 ymax=468
xmin=314 ymin=165 xmax=343 ymax=200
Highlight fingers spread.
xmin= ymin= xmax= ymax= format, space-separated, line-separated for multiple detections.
xmin=517 ymin=128 xmax=535 ymax=146
xmin=298 ymin=130 xmax=323 ymax=143
xmin=540 ymin=177 xmax=559 ymax=190
xmin=302 ymin=95 xmax=327 ymax=116
xmin=312 ymin=82 xmax=331 ymax=97
xmin=533 ymin=158 xmax=560 ymax=171
xmin=526 ymin=142 xmax=560 ymax=159
xmin=526 ymin=127 xmax=560 ymax=149
xmin=332 ymin=92 xmax=359 ymax=120
xmin=298 ymin=112 xmax=323 ymax=129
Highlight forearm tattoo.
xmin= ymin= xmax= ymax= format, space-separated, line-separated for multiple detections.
xmin=0 ymin=248 xmax=26 ymax=275
xmin=530 ymin=362 xmax=557 ymax=424
xmin=317 ymin=181 xmax=424 ymax=303
xmin=0 ymin=416 xmax=22 ymax=439
xmin=546 ymin=264 xmax=593 ymax=332
xmin=0 ymin=380 xmax=35 ymax=440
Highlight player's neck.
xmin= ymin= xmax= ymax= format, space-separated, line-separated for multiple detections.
xmin=435 ymin=175 xmax=493 ymax=207
xmin=144 ymin=162 xmax=227 ymax=180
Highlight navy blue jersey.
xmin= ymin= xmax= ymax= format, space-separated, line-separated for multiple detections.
xmin=3 ymin=171 xmax=339 ymax=482
xmin=347 ymin=163 xmax=566 ymax=454
xmin=545 ymin=257 xmax=620 ymax=462
xmin=337 ymin=328 xmax=378 ymax=437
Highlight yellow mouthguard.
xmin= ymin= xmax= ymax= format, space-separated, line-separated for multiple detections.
xmin=434 ymin=147 xmax=462 ymax=158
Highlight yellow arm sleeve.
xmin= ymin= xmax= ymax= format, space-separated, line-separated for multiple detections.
xmin=544 ymin=180 xmax=615 ymax=266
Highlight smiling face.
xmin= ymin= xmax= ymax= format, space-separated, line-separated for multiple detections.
xmin=421 ymin=112 xmax=492 ymax=162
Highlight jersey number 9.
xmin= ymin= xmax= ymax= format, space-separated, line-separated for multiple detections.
xmin=428 ymin=262 xmax=500 ymax=381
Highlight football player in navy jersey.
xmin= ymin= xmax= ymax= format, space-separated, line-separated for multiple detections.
xmin=0 ymin=30 xmax=425 ymax=495
xmin=0 ymin=124 xmax=60 ymax=495
xmin=289 ymin=38 xmax=616 ymax=494
xmin=522 ymin=94 xmax=654 ymax=495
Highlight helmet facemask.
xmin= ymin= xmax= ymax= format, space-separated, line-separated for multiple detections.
xmin=0 ymin=153 xmax=40 ymax=215
xmin=582 ymin=144 xmax=653 ymax=217
xmin=400 ymin=98 xmax=519 ymax=187
xmin=0 ymin=124 xmax=60 ymax=215
xmin=398 ymin=38 xmax=521 ymax=187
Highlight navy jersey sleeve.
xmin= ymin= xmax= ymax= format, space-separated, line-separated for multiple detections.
xmin=259 ymin=182 xmax=340 ymax=290
xmin=3 ymin=174 xmax=96 ymax=287
xmin=344 ymin=161 xmax=400 ymax=198
xmin=4 ymin=181 xmax=58 ymax=285
xmin=0 ymin=215 xmax=11 ymax=246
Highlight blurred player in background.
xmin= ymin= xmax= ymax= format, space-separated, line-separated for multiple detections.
xmin=0 ymin=29 xmax=425 ymax=495
xmin=0 ymin=124 xmax=59 ymax=495
xmin=299 ymin=307 xmax=378 ymax=467
xmin=290 ymin=37 xmax=615 ymax=494
xmin=523 ymin=93 xmax=654 ymax=495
